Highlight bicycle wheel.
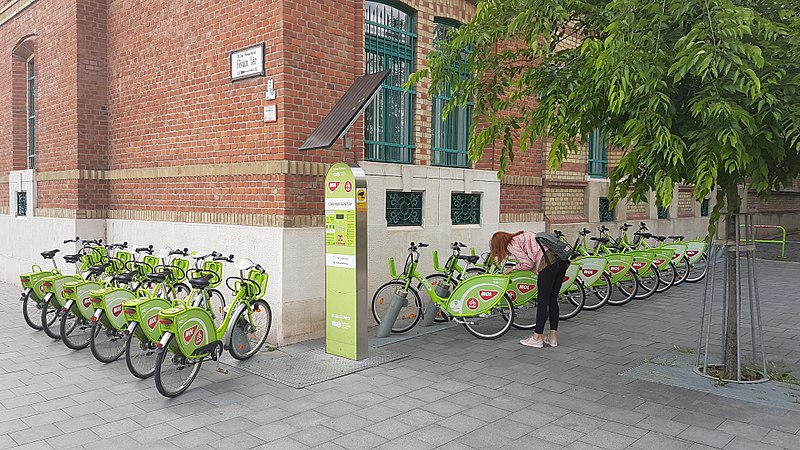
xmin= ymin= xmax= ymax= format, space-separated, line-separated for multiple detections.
xmin=61 ymin=312 xmax=93 ymax=350
xmin=154 ymin=335 xmax=202 ymax=398
xmin=41 ymin=295 xmax=61 ymax=340
xmin=22 ymin=291 xmax=42 ymax=330
xmin=229 ymin=299 xmax=272 ymax=360
xmin=634 ymin=269 xmax=661 ymax=299
xmin=172 ymin=283 xmax=190 ymax=300
xmin=125 ymin=324 xmax=157 ymax=379
xmin=462 ymin=294 xmax=515 ymax=339
xmin=206 ymin=289 xmax=226 ymax=327
xmin=655 ymin=262 xmax=677 ymax=293
xmin=90 ymin=311 xmax=127 ymax=363
xmin=558 ymin=280 xmax=585 ymax=320
xmin=511 ymin=299 xmax=537 ymax=330
xmin=672 ymin=256 xmax=690 ymax=286
xmin=685 ymin=253 xmax=708 ymax=283
xmin=608 ymin=270 xmax=639 ymax=306
xmin=416 ymin=274 xmax=452 ymax=323
xmin=584 ymin=272 xmax=612 ymax=311
xmin=371 ymin=281 xmax=422 ymax=333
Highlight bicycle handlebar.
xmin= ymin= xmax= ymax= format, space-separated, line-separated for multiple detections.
xmin=639 ymin=222 xmax=648 ymax=230
xmin=620 ymin=223 xmax=632 ymax=231
xmin=169 ymin=248 xmax=189 ymax=256
xmin=81 ymin=239 xmax=103 ymax=245
xmin=579 ymin=228 xmax=591 ymax=236
xmin=225 ymin=276 xmax=263 ymax=298
xmin=598 ymin=225 xmax=609 ymax=233
xmin=106 ymin=242 xmax=128 ymax=250
xmin=135 ymin=245 xmax=153 ymax=254
xmin=64 ymin=237 xmax=80 ymax=244
xmin=213 ymin=254 xmax=235 ymax=263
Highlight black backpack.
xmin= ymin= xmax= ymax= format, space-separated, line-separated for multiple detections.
xmin=535 ymin=232 xmax=574 ymax=264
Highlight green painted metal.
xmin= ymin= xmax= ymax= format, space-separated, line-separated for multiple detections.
xmin=386 ymin=191 xmax=422 ymax=226
xmin=588 ymin=128 xmax=606 ymax=178
xmin=16 ymin=191 xmax=27 ymax=217
xmin=451 ymin=193 xmax=480 ymax=225
xmin=599 ymin=197 xmax=614 ymax=222
xmin=740 ymin=224 xmax=787 ymax=258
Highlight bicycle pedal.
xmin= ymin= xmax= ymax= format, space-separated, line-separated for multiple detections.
xmin=215 ymin=362 xmax=228 ymax=374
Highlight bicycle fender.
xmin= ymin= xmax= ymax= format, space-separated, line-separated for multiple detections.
xmin=20 ymin=287 xmax=32 ymax=301
xmin=62 ymin=299 xmax=74 ymax=313
xmin=91 ymin=308 xmax=103 ymax=322
xmin=126 ymin=321 xmax=138 ymax=335
xmin=221 ymin=303 xmax=248 ymax=349
xmin=157 ymin=332 xmax=173 ymax=352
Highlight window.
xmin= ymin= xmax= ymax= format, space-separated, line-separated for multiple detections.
xmin=431 ymin=20 xmax=470 ymax=168
xmin=599 ymin=198 xmax=614 ymax=222
xmin=657 ymin=205 xmax=669 ymax=219
xmin=27 ymin=57 xmax=35 ymax=169
xmin=451 ymin=193 xmax=480 ymax=225
xmin=588 ymin=128 xmax=606 ymax=178
xmin=386 ymin=191 xmax=423 ymax=226
xmin=16 ymin=191 xmax=27 ymax=217
xmin=701 ymin=198 xmax=710 ymax=217
xmin=364 ymin=1 xmax=416 ymax=163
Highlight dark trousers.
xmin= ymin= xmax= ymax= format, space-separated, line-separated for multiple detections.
xmin=535 ymin=260 xmax=569 ymax=334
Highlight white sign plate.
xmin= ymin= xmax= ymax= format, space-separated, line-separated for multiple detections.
xmin=230 ymin=43 xmax=265 ymax=81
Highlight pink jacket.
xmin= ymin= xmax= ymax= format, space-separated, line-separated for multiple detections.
xmin=507 ymin=231 xmax=546 ymax=273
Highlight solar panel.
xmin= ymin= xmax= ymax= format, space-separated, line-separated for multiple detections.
xmin=299 ymin=70 xmax=390 ymax=151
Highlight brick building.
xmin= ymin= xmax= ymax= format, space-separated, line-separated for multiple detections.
xmin=2 ymin=0 xmax=720 ymax=345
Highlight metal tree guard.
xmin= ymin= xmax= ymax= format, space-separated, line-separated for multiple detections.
xmin=696 ymin=213 xmax=768 ymax=383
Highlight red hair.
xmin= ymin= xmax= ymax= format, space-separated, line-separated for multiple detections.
xmin=490 ymin=231 xmax=523 ymax=264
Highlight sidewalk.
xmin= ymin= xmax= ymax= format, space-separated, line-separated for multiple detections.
xmin=1 ymin=258 xmax=798 ymax=449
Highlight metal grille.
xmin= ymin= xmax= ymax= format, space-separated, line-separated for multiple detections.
xmin=701 ymin=198 xmax=709 ymax=217
xmin=386 ymin=191 xmax=423 ymax=226
xmin=599 ymin=197 xmax=614 ymax=222
xmin=451 ymin=193 xmax=480 ymax=225
xmin=588 ymin=128 xmax=606 ymax=178
xmin=27 ymin=58 xmax=35 ymax=169
xmin=364 ymin=1 xmax=415 ymax=163
xmin=657 ymin=205 xmax=669 ymax=219
xmin=16 ymin=191 xmax=27 ymax=217
xmin=431 ymin=21 xmax=470 ymax=168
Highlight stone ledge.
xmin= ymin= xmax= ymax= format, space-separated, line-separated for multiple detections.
xmin=500 ymin=175 xmax=543 ymax=187
xmin=0 ymin=0 xmax=36 ymax=26
xmin=500 ymin=212 xmax=544 ymax=223
xmin=546 ymin=214 xmax=589 ymax=224
xmin=32 ymin=207 xmax=323 ymax=227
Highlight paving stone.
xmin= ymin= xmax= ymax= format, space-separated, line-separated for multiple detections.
xmin=672 ymin=410 xmax=727 ymax=430
xmin=553 ymin=412 xmax=607 ymax=434
xmin=761 ymin=429 xmax=800 ymax=449
xmin=249 ymin=421 xmax=302 ymax=443
xmin=629 ymin=431 xmax=692 ymax=450
xmin=578 ymin=429 xmax=638 ymax=449
xmin=364 ymin=417 xmax=417 ymax=441
xmin=332 ymin=429 xmax=387 ymax=450
xmin=597 ymin=421 xmax=649 ymax=439
xmin=526 ymin=423 xmax=586 ymax=446
xmin=714 ymin=419 xmax=771 ymax=441
xmin=723 ymin=436 xmax=785 ymax=450
xmin=636 ymin=415 xmax=691 ymax=436
xmin=209 ymin=432 xmax=265 ymax=449
xmin=128 ymin=422 xmax=182 ymax=444
xmin=677 ymin=425 xmax=735 ymax=448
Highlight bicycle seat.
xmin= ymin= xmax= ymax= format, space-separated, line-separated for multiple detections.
xmin=147 ymin=271 xmax=168 ymax=283
xmin=654 ymin=235 xmax=667 ymax=242
xmin=668 ymin=235 xmax=684 ymax=240
xmin=113 ymin=270 xmax=137 ymax=285
xmin=635 ymin=232 xmax=653 ymax=239
xmin=589 ymin=237 xmax=610 ymax=244
xmin=40 ymin=249 xmax=60 ymax=259
xmin=63 ymin=254 xmax=81 ymax=264
xmin=88 ymin=264 xmax=108 ymax=275
xmin=457 ymin=255 xmax=480 ymax=265
xmin=188 ymin=274 xmax=213 ymax=290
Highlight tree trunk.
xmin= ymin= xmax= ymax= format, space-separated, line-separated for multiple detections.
xmin=722 ymin=213 xmax=738 ymax=380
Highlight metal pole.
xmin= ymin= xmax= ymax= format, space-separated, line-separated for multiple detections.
xmin=735 ymin=214 xmax=742 ymax=381
xmin=375 ymin=289 xmax=409 ymax=338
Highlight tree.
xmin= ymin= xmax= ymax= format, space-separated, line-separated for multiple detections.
xmin=412 ymin=0 xmax=800 ymax=379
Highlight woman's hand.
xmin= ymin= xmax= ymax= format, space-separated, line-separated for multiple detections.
xmin=503 ymin=267 xmax=514 ymax=275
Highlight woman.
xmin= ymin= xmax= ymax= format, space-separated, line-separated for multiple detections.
xmin=490 ymin=231 xmax=569 ymax=348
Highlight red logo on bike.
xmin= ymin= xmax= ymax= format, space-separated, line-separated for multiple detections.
xmin=344 ymin=181 xmax=352 ymax=192
xmin=609 ymin=265 xmax=624 ymax=274
xmin=111 ymin=305 xmax=123 ymax=317
xmin=582 ymin=269 xmax=598 ymax=277
xmin=479 ymin=290 xmax=498 ymax=300
xmin=194 ymin=329 xmax=204 ymax=346
xmin=516 ymin=284 xmax=535 ymax=294
xmin=183 ymin=325 xmax=198 ymax=343
xmin=563 ymin=275 xmax=571 ymax=283
xmin=147 ymin=315 xmax=159 ymax=330
xmin=653 ymin=258 xmax=665 ymax=265
xmin=671 ymin=253 xmax=680 ymax=260
xmin=82 ymin=297 xmax=92 ymax=308
xmin=686 ymin=250 xmax=698 ymax=257
xmin=507 ymin=290 xmax=517 ymax=302
xmin=327 ymin=181 xmax=340 ymax=192
xmin=466 ymin=297 xmax=480 ymax=310
xmin=632 ymin=262 xmax=646 ymax=270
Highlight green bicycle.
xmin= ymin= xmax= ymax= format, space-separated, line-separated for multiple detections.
xmin=372 ymin=242 xmax=516 ymax=339
xmin=154 ymin=258 xmax=271 ymax=397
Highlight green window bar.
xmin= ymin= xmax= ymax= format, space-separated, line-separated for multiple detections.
xmin=431 ymin=20 xmax=470 ymax=168
xmin=451 ymin=193 xmax=480 ymax=225
xmin=386 ymin=191 xmax=423 ymax=226
xmin=16 ymin=191 xmax=27 ymax=217
xmin=27 ymin=58 xmax=35 ymax=169
xmin=599 ymin=198 xmax=614 ymax=222
xmin=657 ymin=205 xmax=669 ymax=219
xmin=700 ymin=198 xmax=709 ymax=217
xmin=364 ymin=1 xmax=415 ymax=164
xmin=588 ymin=128 xmax=606 ymax=178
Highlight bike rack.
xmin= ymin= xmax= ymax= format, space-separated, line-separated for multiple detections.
xmin=739 ymin=224 xmax=786 ymax=258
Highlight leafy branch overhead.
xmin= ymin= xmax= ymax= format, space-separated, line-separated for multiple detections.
xmin=409 ymin=0 xmax=800 ymax=220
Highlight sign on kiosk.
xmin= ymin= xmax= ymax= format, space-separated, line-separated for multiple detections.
xmin=325 ymin=163 xmax=368 ymax=360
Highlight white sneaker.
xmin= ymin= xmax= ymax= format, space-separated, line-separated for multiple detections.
xmin=544 ymin=336 xmax=558 ymax=347
xmin=520 ymin=337 xmax=544 ymax=348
